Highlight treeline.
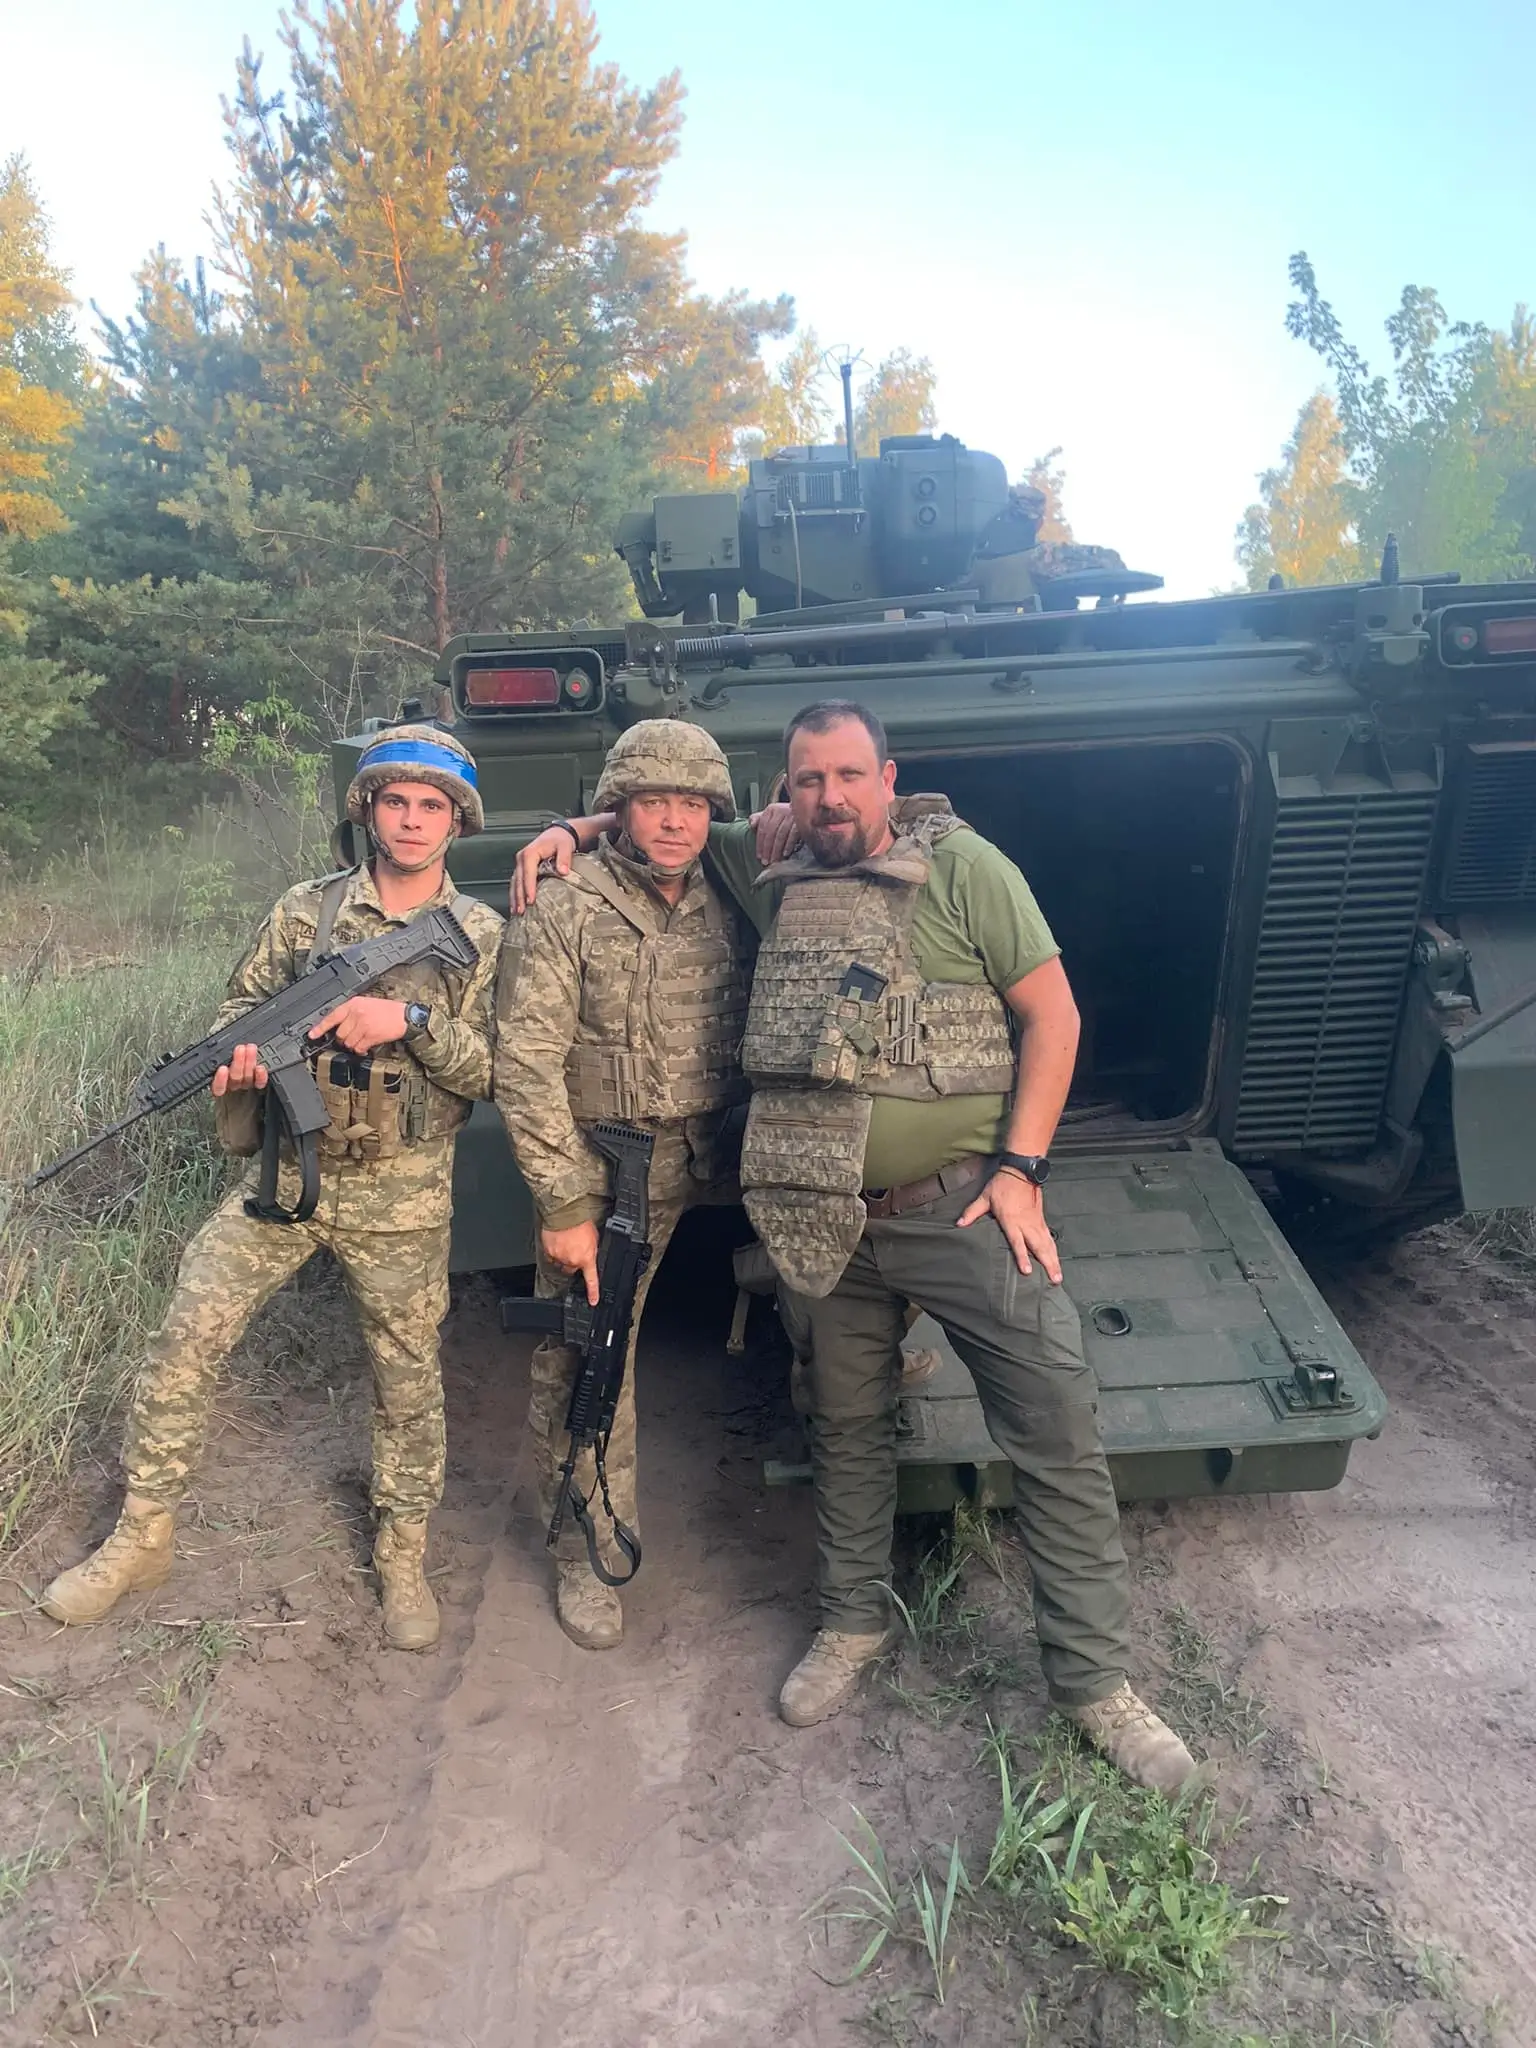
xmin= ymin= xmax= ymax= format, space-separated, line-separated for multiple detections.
xmin=1238 ymin=254 xmax=1536 ymax=590
xmin=0 ymin=0 xmax=948 ymax=858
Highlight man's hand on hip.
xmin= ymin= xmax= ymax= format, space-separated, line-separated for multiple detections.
xmin=956 ymin=1168 xmax=1064 ymax=1285
xmin=541 ymin=1220 xmax=601 ymax=1306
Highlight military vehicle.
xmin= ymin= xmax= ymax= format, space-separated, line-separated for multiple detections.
xmin=332 ymin=418 xmax=1536 ymax=1506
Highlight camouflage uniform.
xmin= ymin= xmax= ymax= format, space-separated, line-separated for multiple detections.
xmin=494 ymin=724 xmax=751 ymax=1568
xmin=122 ymin=864 xmax=504 ymax=1518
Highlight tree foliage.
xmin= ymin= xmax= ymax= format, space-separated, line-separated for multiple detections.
xmin=1236 ymin=393 xmax=1361 ymax=591
xmin=1239 ymin=254 xmax=1536 ymax=587
xmin=0 ymin=158 xmax=92 ymax=852
xmin=848 ymin=348 xmax=939 ymax=454
xmin=1019 ymin=448 xmax=1073 ymax=545
xmin=0 ymin=156 xmax=82 ymax=539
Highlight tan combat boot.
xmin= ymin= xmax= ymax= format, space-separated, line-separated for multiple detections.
xmin=779 ymin=1627 xmax=892 ymax=1727
xmin=374 ymin=1513 xmax=439 ymax=1652
xmin=40 ymin=1495 xmax=175 ymax=1625
xmin=555 ymin=1561 xmax=622 ymax=1650
xmin=1067 ymin=1683 xmax=1202 ymax=1795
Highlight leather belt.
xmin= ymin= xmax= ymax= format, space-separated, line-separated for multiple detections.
xmin=862 ymin=1153 xmax=992 ymax=1220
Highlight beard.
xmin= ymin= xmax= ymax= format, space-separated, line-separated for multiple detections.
xmin=804 ymin=808 xmax=874 ymax=869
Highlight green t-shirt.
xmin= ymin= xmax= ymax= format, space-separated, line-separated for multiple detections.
xmin=707 ymin=819 xmax=1059 ymax=1187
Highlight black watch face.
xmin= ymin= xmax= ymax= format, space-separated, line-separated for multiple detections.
xmin=1007 ymin=1153 xmax=1049 ymax=1184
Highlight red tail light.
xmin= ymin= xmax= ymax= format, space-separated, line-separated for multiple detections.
xmin=1483 ymin=617 xmax=1536 ymax=656
xmin=464 ymin=667 xmax=561 ymax=708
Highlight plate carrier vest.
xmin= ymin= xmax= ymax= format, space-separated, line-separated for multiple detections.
xmin=559 ymin=845 xmax=753 ymax=1125
xmin=739 ymin=798 xmax=1016 ymax=1296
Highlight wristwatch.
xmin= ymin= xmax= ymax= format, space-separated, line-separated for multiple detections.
xmin=998 ymin=1151 xmax=1051 ymax=1186
xmin=403 ymin=1001 xmax=433 ymax=1039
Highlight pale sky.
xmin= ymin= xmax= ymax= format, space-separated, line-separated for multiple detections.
xmin=2 ymin=0 xmax=1531 ymax=597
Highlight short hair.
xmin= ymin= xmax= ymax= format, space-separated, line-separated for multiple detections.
xmin=782 ymin=699 xmax=889 ymax=766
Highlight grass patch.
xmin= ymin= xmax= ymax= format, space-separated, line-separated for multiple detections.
xmin=1161 ymin=1605 xmax=1270 ymax=1752
xmin=814 ymin=1723 xmax=1284 ymax=2027
xmin=0 ymin=903 xmax=234 ymax=1554
xmin=87 ymin=1703 xmax=209 ymax=1895
xmin=1456 ymin=1208 xmax=1536 ymax=1271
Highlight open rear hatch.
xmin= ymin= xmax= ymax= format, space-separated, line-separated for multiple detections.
xmin=770 ymin=1141 xmax=1386 ymax=1510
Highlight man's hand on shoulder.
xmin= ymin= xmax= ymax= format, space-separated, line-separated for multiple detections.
xmin=749 ymin=801 xmax=798 ymax=865
xmin=513 ymin=824 xmax=579 ymax=915
xmin=957 ymin=1167 xmax=1064 ymax=1285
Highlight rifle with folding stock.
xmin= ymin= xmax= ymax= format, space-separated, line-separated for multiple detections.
xmin=25 ymin=906 xmax=480 ymax=1225
xmin=500 ymin=1121 xmax=653 ymax=1586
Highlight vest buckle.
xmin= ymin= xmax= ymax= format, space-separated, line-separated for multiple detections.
xmin=885 ymin=990 xmax=921 ymax=1065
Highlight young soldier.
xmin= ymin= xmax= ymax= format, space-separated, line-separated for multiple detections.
xmin=41 ymin=728 xmax=504 ymax=1653
xmin=494 ymin=721 xmax=753 ymax=1651
xmin=515 ymin=702 xmax=1198 ymax=1792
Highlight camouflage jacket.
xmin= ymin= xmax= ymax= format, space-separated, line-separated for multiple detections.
xmin=495 ymin=841 xmax=753 ymax=1229
xmin=214 ymin=865 xmax=504 ymax=1231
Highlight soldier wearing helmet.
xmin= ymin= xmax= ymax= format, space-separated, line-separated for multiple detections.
xmin=42 ymin=726 xmax=504 ymax=1655
xmin=494 ymin=719 xmax=753 ymax=1650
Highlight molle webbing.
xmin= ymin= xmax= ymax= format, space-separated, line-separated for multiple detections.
xmin=739 ymin=802 xmax=1014 ymax=1297
xmin=740 ymin=846 xmax=1015 ymax=1101
xmin=302 ymin=872 xmax=481 ymax=1155
xmin=560 ymin=855 xmax=751 ymax=1123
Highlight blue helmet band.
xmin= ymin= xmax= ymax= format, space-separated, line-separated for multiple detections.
xmin=358 ymin=738 xmax=478 ymax=790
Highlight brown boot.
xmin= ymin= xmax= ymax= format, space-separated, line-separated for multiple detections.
xmin=779 ymin=1627 xmax=892 ymax=1728
xmin=555 ymin=1561 xmax=622 ymax=1650
xmin=40 ymin=1495 xmax=175 ymax=1625
xmin=374 ymin=1513 xmax=439 ymax=1652
xmin=1067 ymin=1683 xmax=1202 ymax=1795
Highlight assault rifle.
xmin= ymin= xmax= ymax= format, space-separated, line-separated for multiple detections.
xmin=25 ymin=906 xmax=480 ymax=1226
xmin=501 ymin=1121 xmax=653 ymax=1586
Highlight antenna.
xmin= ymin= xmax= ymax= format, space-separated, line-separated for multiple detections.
xmin=822 ymin=344 xmax=866 ymax=506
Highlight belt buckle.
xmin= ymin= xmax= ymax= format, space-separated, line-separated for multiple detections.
xmin=862 ymin=1185 xmax=892 ymax=1219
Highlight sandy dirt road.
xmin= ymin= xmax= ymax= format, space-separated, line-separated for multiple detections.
xmin=4 ymin=1217 xmax=1535 ymax=2045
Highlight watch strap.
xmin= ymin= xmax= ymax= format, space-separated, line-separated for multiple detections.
xmin=998 ymin=1150 xmax=1051 ymax=1185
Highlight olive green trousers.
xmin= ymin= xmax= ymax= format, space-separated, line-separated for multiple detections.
xmin=783 ymin=1178 xmax=1132 ymax=1706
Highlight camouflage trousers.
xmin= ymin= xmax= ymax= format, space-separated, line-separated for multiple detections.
xmin=528 ymin=1124 xmax=702 ymax=1568
xmin=123 ymin=1180 xmax=451 ymax=1519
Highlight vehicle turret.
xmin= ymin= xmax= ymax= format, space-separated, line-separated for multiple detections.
xmin=614 ymin=433 xmax=1163 ymax=624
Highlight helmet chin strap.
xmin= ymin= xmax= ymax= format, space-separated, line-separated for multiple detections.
xmin=367 ymin=797 xmax=459 ymax=875
xmin=615 ymin=825 xmax=694 ymax=878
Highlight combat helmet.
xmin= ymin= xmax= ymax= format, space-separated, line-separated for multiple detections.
xmin=593 ymin=720 xmax=736 ymax=820
xmin=345 ymin=725 xmax=484 ymax=835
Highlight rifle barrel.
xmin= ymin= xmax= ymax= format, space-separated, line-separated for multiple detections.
xmin=24 ymin=1110 xmax=148 ymax=1192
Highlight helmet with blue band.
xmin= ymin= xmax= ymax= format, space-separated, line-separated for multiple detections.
xmin=345 ymin=723 xmax=484 ymax=835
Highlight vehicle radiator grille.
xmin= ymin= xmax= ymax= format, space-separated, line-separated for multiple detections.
xmin=1438 ymin=743 xmax=1536 ymax=903
xmin=1232 ymin=787 xmax=1439 ymax=1154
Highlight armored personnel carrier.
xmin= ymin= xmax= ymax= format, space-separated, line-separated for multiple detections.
xmin=333 ymin=426 xmax=1536 ymax=1504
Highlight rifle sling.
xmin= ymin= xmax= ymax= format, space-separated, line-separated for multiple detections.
xmin=244 ymin=1106 xmax=321 ymax=1226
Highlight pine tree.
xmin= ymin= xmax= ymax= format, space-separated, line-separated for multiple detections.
xmin=163 ymin=0 xmax=792 ymax=708
xmin=0 ymin=158 xmax=91 ymax=851
xmin=0 ymin=156 xmax=82 ymax=539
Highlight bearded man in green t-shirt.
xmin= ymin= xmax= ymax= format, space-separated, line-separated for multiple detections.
xmin=515 ymin=700 xmax=1196 ymax=1793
